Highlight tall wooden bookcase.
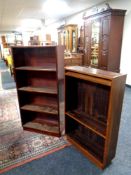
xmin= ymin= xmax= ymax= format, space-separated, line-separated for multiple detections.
xmin=65 ymin=66 xmax=126 ymax=168
xmin=12 ymin=46 xmax=65 ymax=137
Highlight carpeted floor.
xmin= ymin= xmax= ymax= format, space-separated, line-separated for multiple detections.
xmin=0 ymin=60 xmax=16 ymax=90
xmin=1 ymin=87 xmax=131 ymax=175
xmin=1 ymin=71 xmax=16 ymax=89
xmin=0 ymin=60 xmax=7 ymax=71
xmin=0 ymin=89 xmax=69 ymax=174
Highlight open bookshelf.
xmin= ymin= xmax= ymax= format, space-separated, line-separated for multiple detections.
xmin=65 ymin=66 xmax=126 ymax=168
xmin=12 ymin=46 xmax=65 ymax=137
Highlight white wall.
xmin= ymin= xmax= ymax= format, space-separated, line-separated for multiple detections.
xmin=22 ymin=31 xmax=32 ymax=46
xmin=65 ymin=12 xmax=84 ymax=37
xmin=120 ymin=11 xmax=131 ymax=85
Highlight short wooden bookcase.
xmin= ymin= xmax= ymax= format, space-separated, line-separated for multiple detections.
xmin=65 ymin=66 xmax=126 ymax=169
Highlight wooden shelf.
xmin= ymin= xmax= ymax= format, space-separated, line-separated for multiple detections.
xmin=21 ymin=104 xmax=58 ymax=115
xmin=68 ymin=132 xmax=104 ymax=162
xmin=15 ymin=66 xmax=56 ymax=72
xmin=23 ymin=120 xmax=59 ymax=135
xmin=66 ymin=111 xmax=106 ymax=139
xmin=32 ymin=117 xmax=58 ymax=126
xmin=18 ymin=86 xmax=57 ymax=95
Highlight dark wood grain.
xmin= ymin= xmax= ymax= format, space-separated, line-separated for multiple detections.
xmin=23 ymin=121 xmax=59 ymax=133
xmin=12 ymin=46 xmax=65 ymax=136
xmin=83 ymin=9 xmax=126 ymax=72
xmin=65 ymin=66 xmax=126 ymax=169
xmin=65 ymin=66 xmax=124 ymax=79
xmin=21 ymin=104 xmax=58 ymax=115
xmin=66 ymin=111 xmax=106 ymax=139
xmin=18 ymin=86 xmax=57 ymax=94
xmin=15 ymin=66 xmax=56 ymax=71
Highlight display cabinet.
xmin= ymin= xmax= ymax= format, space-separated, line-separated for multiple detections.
xmin=65 ymin=66 xmax=126 ymax=168
xmin=58 ymin=24 xmax=78 ymax=53
xmin=12 ymin=46 xmax=65 ymax=137
xmin=84 ymin=9 xmax=126 ymax=72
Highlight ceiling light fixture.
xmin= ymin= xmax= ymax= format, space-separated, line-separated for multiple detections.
xmin=43 ymin=0 xmax=71 ymax=17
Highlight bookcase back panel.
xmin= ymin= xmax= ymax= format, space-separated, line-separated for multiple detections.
xmin=21 ymin=111 xmax=59 ymax=125
xmin=16 ymin=71 xmax=57 ymax=88
xmin=18 ymin=92 xmax=58 ymax=108
xmin=21 ymin=111 xmax=60 ymax=136
xmin=65 ymin=76 xmax=78 ymax=110
xmin=12 ymin=47 xmax=57 ymax=67
xmin=66 ymin=76 xmax=110 ymax=124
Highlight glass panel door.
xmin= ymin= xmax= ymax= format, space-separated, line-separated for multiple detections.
xmin=91 ymin=20 xmax=100 ymax=66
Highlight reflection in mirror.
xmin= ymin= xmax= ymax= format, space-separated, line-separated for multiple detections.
xmin=72 ymin=30 xmax=76 ymax=52
xmin=91 ymin=21 xmax=100 ymax=66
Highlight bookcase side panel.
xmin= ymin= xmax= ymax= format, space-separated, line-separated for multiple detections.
xmin=104 ymin=75 xmax=127 ymax=165
xmin=56 ymin=46 xmax=65 ymax=135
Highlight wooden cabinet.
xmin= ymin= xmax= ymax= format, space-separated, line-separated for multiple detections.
xmin=64 ymin=53 xmax=83 ymax=66
xmin=58 ymin=24 xmax=78 ymax=53
xmin=65 ymin=66 xmax=126 ymax=169
xmin=77 ymin=26 xmax=84 ymax=53
xmin=12 ymin=46 xmax=65 ymax=137
xmin=84 ymin=9 xmax=126 ymax=72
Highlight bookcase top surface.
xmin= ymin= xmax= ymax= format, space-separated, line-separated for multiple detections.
xmin=65 ymin=66 xmax=126 ymax=80
xmin=11 ymin=45 xmax=63 ymax=49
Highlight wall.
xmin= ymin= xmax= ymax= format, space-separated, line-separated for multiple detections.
xmin=108 ymin=0 xmax=131 ymax=85
xmin=120 ymin=11 xmax=131 ymax=85
xmin=65 ymin=12 xmax=84 ymax=37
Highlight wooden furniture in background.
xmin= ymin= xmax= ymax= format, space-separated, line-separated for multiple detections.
xmin=64 ymin=53 xmax=83 ymax=66
xmin=65 ymin=66 xmax=126 ymax=169
xmin=77 ymin=26 xmax=84 ymax=53
xmin=12 ymin=46 xmax=65 ymax=137
xmin=45 ymin=34 xmax=52 ymax=45
xmin=28 ymin=36 xmax=40 ymax=46
xmin=58 ymin=24 xmax=78 ymax=53
xmin=1 ymin=35 xmax=8 ymax=48
xmin=84 ymin=9 xmax=126 ymax=72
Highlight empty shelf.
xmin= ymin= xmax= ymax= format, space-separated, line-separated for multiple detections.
xmin=18 ymin=86 xmax=57 ymax=94
xmin=21 ymin=104 xmax=58 ymax=115
xmin=23 ymin=121 xmax=59 ymax=134
xmin=66 ymin=111 xmax=106 ymax=139
xmin=15 ymin=66 xmax=56 ymax=71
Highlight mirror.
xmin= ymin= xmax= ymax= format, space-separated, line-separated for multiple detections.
xmin=72 ymin=30 xmax=76 ymax=52
xmin=91 ymin=20 xmax=100 ymax=66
